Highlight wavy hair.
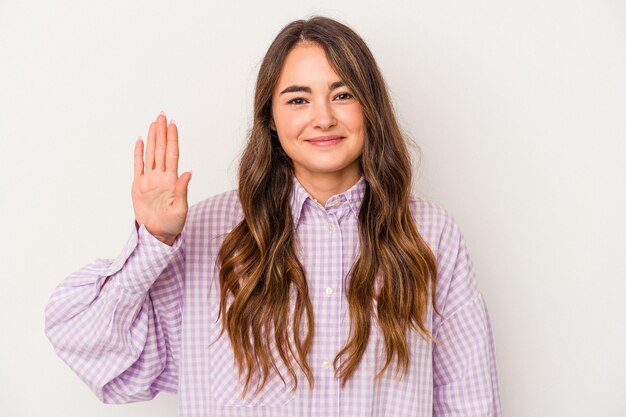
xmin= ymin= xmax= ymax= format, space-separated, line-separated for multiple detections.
xmin=217 ymin=16 xmax=439 ymax=398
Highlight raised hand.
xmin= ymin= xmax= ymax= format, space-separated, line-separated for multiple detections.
xmin=131 ymin=112 xmax=192 ymax=246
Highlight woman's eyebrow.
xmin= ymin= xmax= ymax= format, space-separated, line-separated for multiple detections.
xmin=280 ymin=85 xmax=311 ymax=95
xmin=279 ymin=81 xmax=346 ymax=95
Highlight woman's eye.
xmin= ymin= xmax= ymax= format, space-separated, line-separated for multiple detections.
xmin=335 ymin=92 xmax=353 ymax=100
xmin=288 ymin=98 xmax=306 ymax=105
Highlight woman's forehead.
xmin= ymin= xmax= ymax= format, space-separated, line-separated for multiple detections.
xmin=275 ymin=44 xmax=342 ymax=91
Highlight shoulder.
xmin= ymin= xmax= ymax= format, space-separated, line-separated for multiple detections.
xmin=409 ymin=195 xmax=478 ymax=318
xmin=408 ymin=195 xmax=463 ymax=256
xmin=182 ymin=189 xmax=243 ymax=246
xmin=188 ymin=188 xmax=242 ymax=217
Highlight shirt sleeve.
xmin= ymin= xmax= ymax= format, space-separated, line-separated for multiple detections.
xmin=44 ymin=221 xmax=185 ymax=404
xmin=431 ymin=214 xmax=502 ymax=417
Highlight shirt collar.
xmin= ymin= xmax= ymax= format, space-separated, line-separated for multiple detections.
xmin=290 ymin=175 xmax=367 ymax=228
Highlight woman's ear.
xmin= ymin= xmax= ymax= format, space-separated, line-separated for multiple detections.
xmin=269 ymin=118 xmax=276 ymax=131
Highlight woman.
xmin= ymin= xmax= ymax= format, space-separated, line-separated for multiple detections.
xmin=45 ymin=16 xmax=501 ymax=417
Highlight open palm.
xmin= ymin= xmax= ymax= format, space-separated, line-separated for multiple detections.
xmin=131 ymin=112 xmax=192 ymax=246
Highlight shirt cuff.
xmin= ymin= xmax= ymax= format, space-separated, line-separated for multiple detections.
xmin=100 ymin=220 xmax=183 ymax=295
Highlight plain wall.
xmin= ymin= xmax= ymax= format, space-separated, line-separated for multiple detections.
xmin=1 ymin=0 xmax=624 ymax=416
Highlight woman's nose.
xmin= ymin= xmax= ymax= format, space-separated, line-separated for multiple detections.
xmin=311 ymin=101 xmax=337 ymax=130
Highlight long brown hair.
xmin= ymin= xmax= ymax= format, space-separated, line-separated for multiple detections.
xmin=217 ymin=16 xmax=439 ymax=397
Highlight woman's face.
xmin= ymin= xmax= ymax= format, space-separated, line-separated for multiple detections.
xmin=271 ymin=43 xmax=365 ymax=183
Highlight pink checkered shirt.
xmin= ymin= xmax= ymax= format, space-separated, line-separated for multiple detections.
xmin=45 ymin=176 xmax=501 ymax=416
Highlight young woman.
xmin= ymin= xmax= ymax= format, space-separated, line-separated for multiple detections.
xmin=45 ymin=16 xmax=501 ymax=417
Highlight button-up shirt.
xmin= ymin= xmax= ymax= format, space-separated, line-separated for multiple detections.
xmin=44 ymin=176 xmax=501 ymax=416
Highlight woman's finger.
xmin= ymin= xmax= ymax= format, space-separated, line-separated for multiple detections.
xmin=165 ymin=120 xmax=179 ymax=174
xmin=145 ymin=121 xmax=157 ymax=171
xmin=174 ymin=171 xmax=192 ymax=206
xmin=133 ymin=136 xmax=144 ymax=178
xmin=155 ymin=113 xmax=167 ymax=171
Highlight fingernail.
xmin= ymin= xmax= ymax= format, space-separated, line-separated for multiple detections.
xmin=159 ymin=110 xmax=165 ymax=116
xmin=169 ymin=119 xmax=176 ymax=125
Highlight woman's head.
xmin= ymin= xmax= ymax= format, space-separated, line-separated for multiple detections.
xmin=245 ymin=16 xmax=410 ymax=191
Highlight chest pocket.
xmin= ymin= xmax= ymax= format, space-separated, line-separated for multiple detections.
xmin=208 ymin=325 xmax=298 ymax=407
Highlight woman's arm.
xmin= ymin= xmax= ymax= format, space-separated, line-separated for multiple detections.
xmin=44 ymin=221 xmax=184 ymax=403
xmin=432 ymin=213 xmax=502 ymax=417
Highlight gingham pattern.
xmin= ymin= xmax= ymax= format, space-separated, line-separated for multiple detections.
xmin=45 ymin=176 xmax=501 ymax=416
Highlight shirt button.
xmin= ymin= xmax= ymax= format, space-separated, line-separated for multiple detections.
xmin=325 ymin=287 xmax=334 ymax=296
xmin=322 ymin=358 xmax=330 ymax=368
xmin=333 ymin=199 xmax=341 ymax=207
xmin=327 ymin=223 xmax=334 ymax=232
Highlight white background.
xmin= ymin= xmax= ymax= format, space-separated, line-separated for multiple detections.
xmin=1 ymin=0 xmax=624 ymax=416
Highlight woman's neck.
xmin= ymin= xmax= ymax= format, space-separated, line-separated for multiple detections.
xmin=294 ymin=169 xmax=362 ymax=206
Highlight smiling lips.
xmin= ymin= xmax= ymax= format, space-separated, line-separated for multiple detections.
xmin=305 ymin=135 xmax=344 ymax=147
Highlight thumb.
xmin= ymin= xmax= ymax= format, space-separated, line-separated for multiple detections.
xmin=174 ymin=171 xmax=192 ymax=204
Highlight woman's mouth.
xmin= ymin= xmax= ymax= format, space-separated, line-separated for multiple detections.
xmin=306 ymin=135 xmax=344 ymax=146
